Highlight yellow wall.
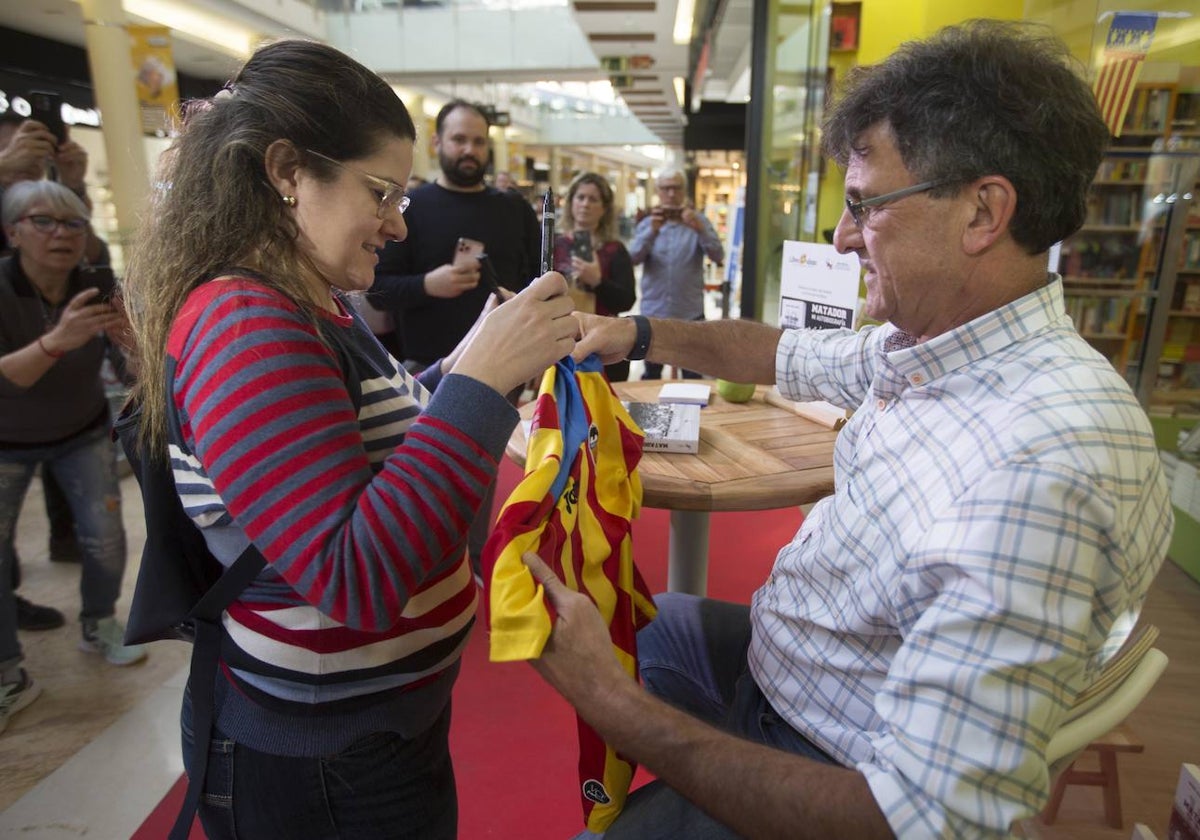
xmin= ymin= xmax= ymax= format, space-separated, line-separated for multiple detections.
xmin=816 ymin=0 xmax=1024 ymax=238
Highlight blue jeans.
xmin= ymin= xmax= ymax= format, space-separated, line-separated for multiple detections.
xmin=181 ymin=690 xmax=457 ymax=840
xmin=0 ymin=425 xmax=127 ymax=667
xmin=598 ymin=593 xmax=835 ymax=840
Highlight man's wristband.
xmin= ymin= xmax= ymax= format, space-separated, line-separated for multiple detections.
xmin=625 ymin=315 xmax=652 ymax=361
xmin=38 ymin=336 xmax=65 ymax=359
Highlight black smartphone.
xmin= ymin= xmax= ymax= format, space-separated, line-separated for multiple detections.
xmin=571 ymin=230 xmax=594 ymax=263
xmin=81 ymin=265 xmax=117 ymax=305
xmin=29 ymin=91 xmax=66 ymax=145
xmin=661 ymin=207 xmax=683 ymax=221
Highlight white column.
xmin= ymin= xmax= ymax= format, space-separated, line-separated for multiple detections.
xmin=492 ymin=125 xmax=509 ymax=179
xmin=407 ymin=94 xmax=432 ymax=179
xmin=549 ymin=146 xmax=563 ymax=198
xmin=79 ymin=0 xmax=150 ymax=258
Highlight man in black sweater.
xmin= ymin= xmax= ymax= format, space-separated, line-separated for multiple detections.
xmin=369 ymin=100 xmax=539 ymax=371
xmin=369 ymin=100 xmax=540 ymax=577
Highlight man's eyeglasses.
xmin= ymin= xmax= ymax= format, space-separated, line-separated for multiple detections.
xmin=305 ymin=149 xmax=410 ymax=218
xmin=18 ymin=215 xmax=89 ymax=235
xmin=844 ymin=181 xmax=941 ymax=228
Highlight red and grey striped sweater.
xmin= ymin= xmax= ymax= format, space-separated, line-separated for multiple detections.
xmin=166 ymin=277 xmax=515 ymax=756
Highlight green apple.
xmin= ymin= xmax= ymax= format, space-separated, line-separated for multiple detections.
xmin=716 ymin=379 xmax=756 ymax=403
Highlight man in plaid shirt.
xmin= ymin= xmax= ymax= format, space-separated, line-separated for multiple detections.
xmin=522 ymin=20 xmax=1173 ymax=840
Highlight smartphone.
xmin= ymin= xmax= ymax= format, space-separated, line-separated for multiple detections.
xmin=81 ymin=265 xmax=117 ymax=305
xmin=29 ymin=91 xmax=66 ymax=145
xmin=453 ymin=237 xmax=485 ymax=270
xmin=570 ymin=230 xmax=594 ymax=263
xmin=661 ymin=207 xmax=683 ymax=221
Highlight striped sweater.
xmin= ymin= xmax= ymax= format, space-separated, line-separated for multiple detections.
xmin=166 ymin=277 xmax=516 ymax=756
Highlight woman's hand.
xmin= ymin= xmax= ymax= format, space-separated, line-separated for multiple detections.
xmin=440 ymin=287 xmax=515 ymax=375
xmin=41 ymin=288 xmax=126 ymax=356
xmin=572 ymin=254 xmax=601 ymax=290
xmin=452 ymin=271 xmax=576 ymax=395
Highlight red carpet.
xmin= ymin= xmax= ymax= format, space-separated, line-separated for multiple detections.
xmin=134 ymin=457 xmax=802 ymax=838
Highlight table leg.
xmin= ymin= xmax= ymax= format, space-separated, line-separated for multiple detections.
xmin=668 ymin=510 xmax=711 ymax=595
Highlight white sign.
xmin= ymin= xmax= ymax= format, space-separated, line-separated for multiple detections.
xmin=778 ymin=241 xmax=861 ymax=330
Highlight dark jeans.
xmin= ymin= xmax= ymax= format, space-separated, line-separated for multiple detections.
xmin=182 ymin=692 xmax=457 ymax=840
xmin=597 ymin=593 xmax=835 ymax=840
xmin=8 ymin=466 xmax=77 ymax=590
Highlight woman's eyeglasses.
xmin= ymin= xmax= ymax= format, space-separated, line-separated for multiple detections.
xmin=18 ymin=215 xmax=89 ymax=235
xmin=305 ymin=149 xmax=410 ymax=218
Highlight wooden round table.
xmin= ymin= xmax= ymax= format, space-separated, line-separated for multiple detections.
xmin=507 ymin=379 xmax=840 ymax=595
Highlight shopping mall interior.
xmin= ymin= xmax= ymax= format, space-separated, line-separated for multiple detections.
xmin=1 ymin=0 xmax=1199 ymax=837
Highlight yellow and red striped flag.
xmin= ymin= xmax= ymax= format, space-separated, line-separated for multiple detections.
xmin=1092 ymin=12 xmax=1158 ymax=137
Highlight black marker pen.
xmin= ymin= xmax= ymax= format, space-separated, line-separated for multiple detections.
xmin=540 ymin=188 xmax=555 ymax=275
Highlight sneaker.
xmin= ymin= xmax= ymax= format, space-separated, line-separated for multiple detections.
xmin=0 ymin=669 xmax=42 ymax=735
xmin=79 ymin=617 xmax=147 ymax=666
xmin=15 ymin=596 xmax=65 ymax=631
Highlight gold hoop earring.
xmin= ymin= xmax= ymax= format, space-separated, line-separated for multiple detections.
xmin=282 ymin=195 xmax=297 ymax=207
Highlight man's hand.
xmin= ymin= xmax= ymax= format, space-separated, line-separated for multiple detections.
xmin=424 ymin=261 xmax=481 ymax=298
xmin=55 ymin=139 xmax=90 ymax=193
xmin=572 ymin=313 xmax=637 ymax=365
xmin=521 ymin=551 xmax=633 ymax=708
xmin=648 ymin=206 xmax=666 ymax=234
xmin=0 ymin=121 xmax=56 ymax=187
xmin=680 ymin=206 xmax=701 ymax=231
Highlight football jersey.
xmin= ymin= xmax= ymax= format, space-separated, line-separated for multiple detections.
xmin=483 ymin=354 xmax=657 ymax=832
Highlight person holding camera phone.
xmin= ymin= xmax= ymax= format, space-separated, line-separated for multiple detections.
xmin=629 ymin=166 xmax=724 ymax=380
xmin=0 ymin=110 xmax=115 ymax=635
xmin=554 ymin=171 xmax=636 ymax=380
xmin=1 ymin=179 xmax=147 ymax=730
xmin=368 ymin=99 xmax=540 ymax=580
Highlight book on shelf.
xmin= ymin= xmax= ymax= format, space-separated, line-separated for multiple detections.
xmin=623 ymin=401 xmax=701 ymax=454
xmin=657 ymin=382 xmax=711 ymax=406
xmin=1168 ymin=763 xmax=1200 ymax=840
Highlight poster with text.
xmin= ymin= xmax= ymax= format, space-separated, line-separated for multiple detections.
xmin=778 ymin=241 xmax=860 ymax=331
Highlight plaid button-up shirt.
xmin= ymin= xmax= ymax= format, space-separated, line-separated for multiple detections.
xmin=749 ymin=277 xmax=1172 ymax=837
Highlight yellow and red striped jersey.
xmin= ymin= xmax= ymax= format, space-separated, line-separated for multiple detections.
xmin=483 ymin=355 xmax=657 ymax=832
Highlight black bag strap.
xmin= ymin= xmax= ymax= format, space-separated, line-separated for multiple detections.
xmin=169 ymin=546 xmax=263 ymax=840
xmin=170 ymin=322 xmax=363 ymax=840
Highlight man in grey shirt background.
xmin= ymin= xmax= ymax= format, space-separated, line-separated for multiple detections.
xmin=629 ymin=167 xmax=724 ymax=379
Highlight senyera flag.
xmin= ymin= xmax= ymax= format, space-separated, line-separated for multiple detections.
xmin=1093 ymin=12 xmax=1158 ymax=137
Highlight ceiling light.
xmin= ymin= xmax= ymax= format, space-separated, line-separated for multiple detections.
xmin=124 ymin=0 xmax=259 ymax=58
xmin=673 ymin=76 xmax=685 ymax=109
xmin=672 ymin=0 xmax=695 ymax=45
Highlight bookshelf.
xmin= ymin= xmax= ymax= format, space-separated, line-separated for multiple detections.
xmin=1059 ymin=82 xmax=1200 ymax=413
xmin=1136 ymin=79 xmax=1200 ymax=412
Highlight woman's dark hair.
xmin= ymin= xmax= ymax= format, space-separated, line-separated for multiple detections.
xmin=822 ymin=20 xmax=1109 ymax=254
xmin=124 ymin=39 xmax=416 ymax=452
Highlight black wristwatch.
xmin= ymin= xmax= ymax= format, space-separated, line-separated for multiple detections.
xmin=625 ymin=315 xmax=652 ymax=361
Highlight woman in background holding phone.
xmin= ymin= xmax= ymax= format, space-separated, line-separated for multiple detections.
xmin=555 ymin=171 xmax=636 ymax=380
xmin=0 ymin=180 xmax=146 ymax=712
